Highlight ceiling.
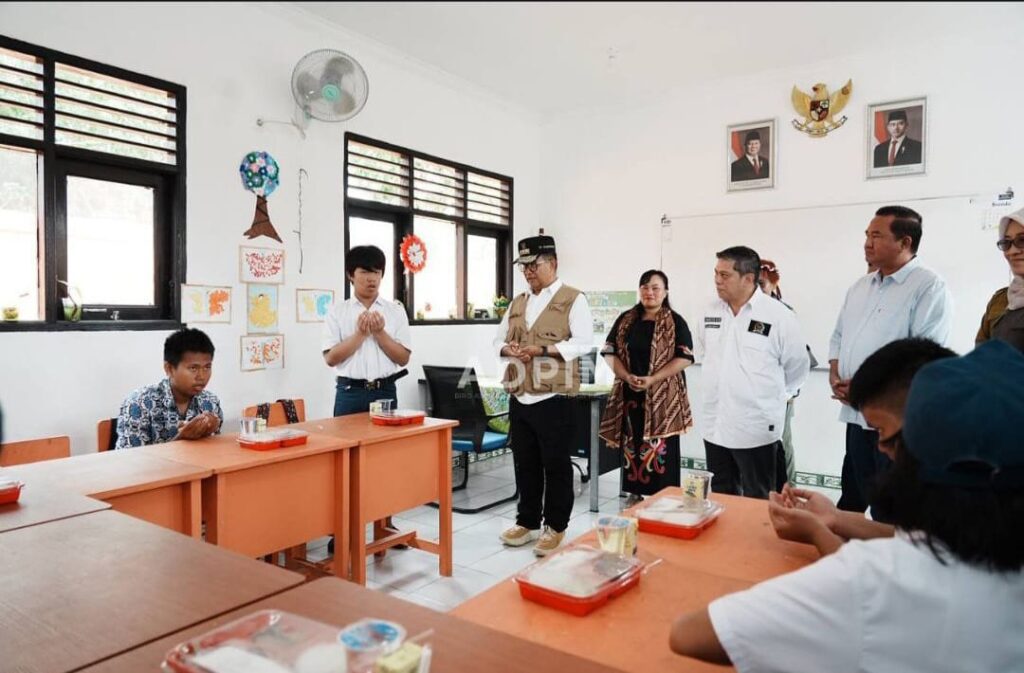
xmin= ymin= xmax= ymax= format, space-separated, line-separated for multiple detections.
xmin=292 ymin=2 xmax=1020 ymax=118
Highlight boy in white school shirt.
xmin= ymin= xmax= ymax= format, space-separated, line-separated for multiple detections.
xmin=669 ymin=340 xmax=1024 ymax=673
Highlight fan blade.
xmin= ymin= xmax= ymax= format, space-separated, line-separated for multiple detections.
xmin=320 ymin=56 xmax=354 ymax=86
xmin=333 ymin=94 xmax=356 ymax=116
xmin=294 ymin=71 xmax=320 ymax=103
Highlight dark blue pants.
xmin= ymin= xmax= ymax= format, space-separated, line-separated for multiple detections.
xmin=837 ymin=423 xmax=892 ymax=518
xmin=333 ymin=381 xmax=397 ymax=416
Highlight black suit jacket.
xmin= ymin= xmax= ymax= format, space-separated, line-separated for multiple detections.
xmin=731 ymin=155 xmax=769 ymax=182
xmin=873 ymin=137 xmax=922 ymax=168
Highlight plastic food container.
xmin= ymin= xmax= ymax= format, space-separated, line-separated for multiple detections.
xmin=339 ymin=619 xmax=405 ymax=672
xmin=514 ymin=544 xmax=644 ymax=616
xmin=236 ymin=429 xmax=309 ymax=451
xmin=634 ymin=496 xmax=724 ymax=539
xmin=0 ymin=479 xmax=24 ymax=506
xmin=370 ymin=410 xmax=426 ymax=427
xmin=162 ymin=609 xmax=349 ymax=673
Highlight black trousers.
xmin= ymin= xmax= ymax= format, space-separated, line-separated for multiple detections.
xmin=704 ymin=439 xmax=782 ymax=500
xmin=510 ymin=396 xmax=575 ymax=533
xmin=837 ymin=423 xmax=892 ymax=516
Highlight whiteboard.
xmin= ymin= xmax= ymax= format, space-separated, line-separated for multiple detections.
xmin=661 ymin=196 xmax=1011 ymax=361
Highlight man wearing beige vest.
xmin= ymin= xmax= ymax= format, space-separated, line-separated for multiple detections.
xmin=493 ymin=235 xmax=594 ymax=556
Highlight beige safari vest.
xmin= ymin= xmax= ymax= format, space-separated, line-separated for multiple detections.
xmin=502 ymin=284 xmax=582 ymax=396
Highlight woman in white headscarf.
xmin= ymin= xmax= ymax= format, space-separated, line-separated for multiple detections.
xmin=977 ymin=207 xmax=1024 ymax=352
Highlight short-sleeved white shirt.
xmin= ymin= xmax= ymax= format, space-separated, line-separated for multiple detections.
xmin=708 ymin=534 xmax=1024 ymax=673
xmin=321 ymin=295 xmax=411 ymax=379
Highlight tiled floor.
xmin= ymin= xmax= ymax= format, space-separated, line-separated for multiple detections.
xmin=307 ymin=455 xmax=839 ymax=612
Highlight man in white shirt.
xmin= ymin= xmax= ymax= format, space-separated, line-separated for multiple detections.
xmin=322 ymin=245 xmax=411 ymax=416
xmin=669 ymin=340 xmax=1024 ymax=673
xmin=829 ymin=206 xmax=952 ymax=516
xmin=697 ymin=246 xmax=809 ymax=499
xmin=493 ymin=235 xmax=594 ymax=557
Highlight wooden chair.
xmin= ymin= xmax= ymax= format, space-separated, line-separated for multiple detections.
xmin=0 ymin=435 xmax=71 ymax=467
xmin=242 ymin=399 xmax=306 ymax=427
xmin=97 ymin=418 xmax=118 ymax=452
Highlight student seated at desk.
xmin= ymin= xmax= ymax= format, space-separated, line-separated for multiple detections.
xmin=767 ymin=338 xmax=955 ymax=556
xmin=115 ymin=328 xmax=223 ymax=449
xmin=669 ymin=340 xmax=1024 ymax=673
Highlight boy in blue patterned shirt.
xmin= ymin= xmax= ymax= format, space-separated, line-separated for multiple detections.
xmin=115 ymin=328 xmax=223 ymax=449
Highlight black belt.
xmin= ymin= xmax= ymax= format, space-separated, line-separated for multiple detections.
xmin=336 ymin=370 xmax=408 ymax=390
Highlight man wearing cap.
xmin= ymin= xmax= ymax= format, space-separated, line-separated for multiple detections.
xmin=494 ymin=234 xmax=594 ymax=556
xmin=829 ymin=205 xmax=952 ymax=516
xmin=730 ymin=130 xmax=770 ymax=182
xmin=872 ymin=109 xmax=923 ymax=168
xmin=670 ymin=339 xmax=1024 ymax=673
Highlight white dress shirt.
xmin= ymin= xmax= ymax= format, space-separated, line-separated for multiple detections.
xmin=492 ymin=278 xmax=594 ymax=405
xmin=321 ymin=295 xmax=411 ymax=379
xmin=829 ymin=257 xmax=953 ymax=427
xmin=697 ymin=289 xmax=809 ymax=448
xmin=708 ymin=534 xmax=1024 ymax=673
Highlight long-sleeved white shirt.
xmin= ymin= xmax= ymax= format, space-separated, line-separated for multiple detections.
xmin=492 ymin=278 xmax=594 ymax=405
xmin=697 ymin=289 xmax=809 ymax=448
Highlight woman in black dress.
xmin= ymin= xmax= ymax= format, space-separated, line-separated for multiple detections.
xmin=599 ymin=270 xmax=694 ymax=505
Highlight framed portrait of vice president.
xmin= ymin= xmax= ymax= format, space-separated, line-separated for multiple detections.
xmin=867 ymin=97 xmax=927 ymax=179
xmin=727 ymin=119 xmax=776 ymax=192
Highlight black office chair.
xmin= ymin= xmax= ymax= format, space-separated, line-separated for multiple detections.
xmin=422 ymin=365 xmax=518 ymax=514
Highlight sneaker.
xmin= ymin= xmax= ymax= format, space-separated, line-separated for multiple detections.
xmin=499 ymin=524 xmax=540 ymax=547
xmin=533 ymin=526 xmax=566 ymax=557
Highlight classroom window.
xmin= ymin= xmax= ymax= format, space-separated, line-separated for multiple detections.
xmin=343 ymin=133 xmax=512 ymax=324
xmin=0 ymin=36 xmax=185 ymax=330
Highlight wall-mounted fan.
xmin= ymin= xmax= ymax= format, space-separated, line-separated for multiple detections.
xmin=257 ymin=48 xmax=369 ymax=137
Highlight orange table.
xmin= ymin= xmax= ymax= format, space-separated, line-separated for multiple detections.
xmin=0 ymin=481 xmax=109 ymax=534
xmin=82 ymin=577 xmax=623 ymax=673
xmin=0 ymin=449 xmax=210 ymax=536
xmin=453 ymin=490 xmax=819 ymax=673
xmin=292 ymin=414 xmax=457 ymax=584
xmin=0 ymin=509 xmax=303 ymax=673
xmin=139 ymin=431 xmax=355 ymax=574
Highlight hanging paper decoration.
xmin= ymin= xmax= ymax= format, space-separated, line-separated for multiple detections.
xmin=240 ymin=150 xmax=283 ymax=243
xmin=400 ymin=234 xmax=427 ymax=274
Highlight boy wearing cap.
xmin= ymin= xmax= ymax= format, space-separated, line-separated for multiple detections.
xmin=494 ymin=234 xmax=594 ymax=556
xmin=872 ymin=109 xmax=923 ymax=168
xmin=670 ymin=340 xmax=1024 ymax=673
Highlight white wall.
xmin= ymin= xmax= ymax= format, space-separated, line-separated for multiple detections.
xmin=0 ymin=2 xmax=539 ymax=451
xmin=539 ymin=22 xmax=1024 ymax=477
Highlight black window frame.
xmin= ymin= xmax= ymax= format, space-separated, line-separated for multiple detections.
xmin=0 ymin=34 xmax=186 ymax=332
xmin=343 ymin=132 xmax=512 ymax=326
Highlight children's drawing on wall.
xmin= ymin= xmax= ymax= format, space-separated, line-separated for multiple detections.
xmin=296 ymin=289 xmax=334 ymax=322
xmin=240 ymin=150 xmax=282 ymax=243
xmin=240 ymin=246 xmax=285 ymax=284
xmin=247 ymin=284 xmax=279 ymax=333
xmin=241 ymin=334 xmax=284 ymax=371
xmin=180 ymin=284 xmax=232 ymax=323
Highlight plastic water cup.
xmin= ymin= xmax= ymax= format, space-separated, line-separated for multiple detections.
xmin=239 ymin=417 xmax=259 ymax=438
xmin=681 ymin=469 xmax=714 ymax=509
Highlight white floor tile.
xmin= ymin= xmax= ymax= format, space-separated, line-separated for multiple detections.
xmin=451 ymin=530 xmax=507 ymax=566
xmin=365 ymin=548 xmax=446 ymax=593
xmin=466 ymin=546 xmax=540 ymax=578
xmin=454 ymin=514 xmax=517 ymax=539
xmin=413 ymin=564 xmax=503 ymax=610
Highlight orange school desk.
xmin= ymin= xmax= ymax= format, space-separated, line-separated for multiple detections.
xmin=139 ymin=431 xmax=355 ymax=574
xmin=82 ymin=577 xmax=623 ymax=673
xmin=291 ymin=414 xmax=457 ymax=584
xmin=0 ymin=509 xmax=303 ymax=673
xmin=0 ymin=449 xmax=210 ymax=536
xmin=0 ymin=481 xmax=109 ymax=534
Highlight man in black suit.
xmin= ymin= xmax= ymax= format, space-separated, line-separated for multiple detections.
xmin=873 ymin=110 xmax=923 ymax=168
xmin=731 ymin=131 xmax=770 ymax=182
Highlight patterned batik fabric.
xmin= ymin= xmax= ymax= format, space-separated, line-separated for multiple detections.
xmin=621 ymin=396 xmax=681 ymax=495
xmin=115 ymin=378 xmax=223 ymax=449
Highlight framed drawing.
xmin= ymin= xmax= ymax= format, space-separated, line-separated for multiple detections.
xmin=239 ymin=245 xmax=285 ymax=284
xmin=246 ymin=284 xmax=279 ymax=333
xmin=180 ymin=284 xmax=232 ymax=323
xmin=867 ymin=97 xmax=926 ymax=179
xmin=240 ymin=334 xmax=284 ymax=371
xmin=296 ymin=288 xmax=334 ymax=322
xmin=727 ymin=119 xmax=776 ymax=192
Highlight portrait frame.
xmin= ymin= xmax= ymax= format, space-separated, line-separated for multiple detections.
xmin=727 ymin=118 xmax=776 ymax=193
xmin=866 ymin=96 xmax=927 ymax=180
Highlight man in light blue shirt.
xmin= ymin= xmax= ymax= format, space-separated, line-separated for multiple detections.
xmin=828 ymin=206 xmax=952 ymax=515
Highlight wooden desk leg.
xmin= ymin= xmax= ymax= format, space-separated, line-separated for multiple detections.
xmin=184 ymin=479 xmax=202 ymax=538
xmin=438 ymin=427 xmax=453 ymax=577
xmin=201 ymin=475 xmax=222 ymax=545
xmin=333 ymin=448 xmax=351 ymax=581
xmin=350 ymin=447 xmax=367 ymax=585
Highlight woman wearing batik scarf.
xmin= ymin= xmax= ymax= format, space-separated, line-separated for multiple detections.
xmin=599 ymin=270 xmax=694 ymax=506
xmin=977 ymin=206 xmax=1024 ymax=353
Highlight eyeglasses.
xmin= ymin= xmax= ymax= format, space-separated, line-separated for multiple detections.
xmin=996 ymin=234 xmax=1024 ymax=252
xmin=519 ymin=259 xmax=550 ymax=273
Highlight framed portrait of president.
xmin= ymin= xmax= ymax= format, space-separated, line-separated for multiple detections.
xmin=867 ymin=97 xmax=927 ymax=180
xmin=727 ymin=119 xmax=775 ymax=192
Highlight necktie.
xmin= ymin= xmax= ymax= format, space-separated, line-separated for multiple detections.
xmin=754 ymin=158 xmax=761 ymax=175
xmin=888 ymin=141 xmax=897 ymax=166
